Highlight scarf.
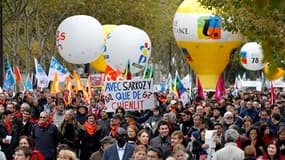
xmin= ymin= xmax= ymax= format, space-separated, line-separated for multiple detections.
xmin=4 ymin=120 xmax=12 ymax=133
xmin=39 ymin=121 xmax=49 ymax=128
xmin=84 ymin=121 xmax=97 ymax=135
xmin=110 ymin=124 xmax=120 ymax=137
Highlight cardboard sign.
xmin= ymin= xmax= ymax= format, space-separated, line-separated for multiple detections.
xmin=104 ymin=79 xmax=154 ymax=112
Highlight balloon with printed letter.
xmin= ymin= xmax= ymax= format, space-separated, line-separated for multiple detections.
xmin=90 ymin=24 xmax=117 ymax=73
xmin=105 ymin=25 xmax=151 ymax=74
xmin=173 ymin=0 xmax=242 ymax=89
xmin=240 ymin=42 xmax=265 ymax=71
xmin=56 ymin=15 xmax=104 ymax=64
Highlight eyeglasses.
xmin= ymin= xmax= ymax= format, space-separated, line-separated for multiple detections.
xmin=226 ymin=117 xmax=233 ymax=119
xmin=20 ymin=142 xmax=28 ymax=145
xmin=40 ymin=116 xmax=46 ymax=119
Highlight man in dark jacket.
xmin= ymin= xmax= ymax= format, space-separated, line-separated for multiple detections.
xmin=150 ymin=120 xmax=171 ymax=158
xmin=31 ymin=111 xmax=60 ymax=160
xmin=16 ymin=107 xmax=35 ymax=136
xmin=102 ymin=127 xmax=135 ymax=160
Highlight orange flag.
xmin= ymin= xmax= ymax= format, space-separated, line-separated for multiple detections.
xmin=65 ymin=75 xmax=73 ymax=105
xmin=73 ymin=70 xmax=90 ymax=104
xmin=87 ymin=75 xmax=93 ymax=98
xmin=65 ymin=75 xmax=73 ymax=93
xmin=51 ymin=72 xmax=61 ymax=95
xmin=73 ymin=71 xmax=83 ymax=93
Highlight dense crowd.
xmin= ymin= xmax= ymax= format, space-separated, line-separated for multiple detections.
xmin=0 ymin=87 xmax=285 ymax=160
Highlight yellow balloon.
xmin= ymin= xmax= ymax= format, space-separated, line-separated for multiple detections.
xmin=263 ymin=63 xmax=285 ymax=80
xmin=90 ymin=24 xmax=117 ymax=72
xmin=173 ymin=0 xmax=242 ymax=89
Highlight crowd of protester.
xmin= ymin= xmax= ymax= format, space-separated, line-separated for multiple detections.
xmin=0 ymin=86 xmax=285 ymax=160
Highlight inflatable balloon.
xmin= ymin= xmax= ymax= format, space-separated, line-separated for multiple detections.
xmin=90 ymin=24 xmax=117 ymax=72
xmin=173 ymin=0 xmax=242 ymax=89
xmin=56 ymin=15 xmax=104 ymax=64
xmin=264 ymin=63 xmax=285 ymax=80
xmin=240 ymin=42 xmax=264 ymax=71
xmin=105 ymin=25 xmax=151 ymax=74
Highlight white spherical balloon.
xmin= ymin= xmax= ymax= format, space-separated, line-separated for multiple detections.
xmin=56 ymin=15 xmax=104 ymax=64
xmin=105 ymin=25 xmax=151 ymax=74
xmin=240 ymin=42 xmax=265 ymax=71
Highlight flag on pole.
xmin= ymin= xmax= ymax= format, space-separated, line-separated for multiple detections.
xmin=24 ymin=73 xmax=33 ymax=91
xmin=50 ymin=72 xmax=61 ymax=95
xmin=124 ymin=60 xmax=132 ymax=80
xmin=13 ymin=66 xmax=22 ymax=84
xmin=73 ymin=70 xmax=83 ymax=93
xmin=270 ymin=81 xmax=276 ymax=104
xmin=104 ymin=65 xmax=123 ymax=81
xmin=73 ymin=70 xmax=89 ymax=104
xmin=197 ymin=77 xmax=205 ymax=100
xmin=167 ymin=73 xmax=173 ymax=91
xmin=214 ymin=75 xmax=226 ymax=102
xmin=3 ymin=58 xmax=16 ymax=90
xmin=64 ymin=75 xmax=73 ymax=105
xmin=65 ymin=75 xmax=73 ymax=94
xmin=149 ymin=66 xmax=154 ymax=79
xmin=175 ymin=71 xmax=186 ymax=98
xmin=34 ymin=58 xmax=49 ymax=88
xmin=48 ymin=56 xmax=68 ymax=82
xmin=87 ymin=75 xmax=93 ymax=98
xmin=143 ymin=64 xmax=150 ymax=79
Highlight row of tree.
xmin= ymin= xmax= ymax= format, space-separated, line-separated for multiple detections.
xmin=3 ymin=0 xmax=283 ymax=85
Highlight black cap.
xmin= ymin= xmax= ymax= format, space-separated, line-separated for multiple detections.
xmin=77 ymin=105 xmax=88 ymax=111
xmin=125 ymin=111 xmax=137 ymax=120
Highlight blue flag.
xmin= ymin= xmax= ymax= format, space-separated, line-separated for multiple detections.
xmin=3 ymin=58 xmax=16 ymax=90
xmin=34 ymin=58 xmax=49 ymax=88
xmin=48 ymin=56 xmax=68 ymax=82
xmin=24 ymin=73 xmax=33 ymax=91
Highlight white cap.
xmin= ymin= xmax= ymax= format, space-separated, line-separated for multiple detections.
xmin=170 ymin=100 xmax=177 ymax=105
xmin=224 ymin=111 xmax=233 ymax=118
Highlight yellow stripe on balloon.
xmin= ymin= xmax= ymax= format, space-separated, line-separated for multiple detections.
xmin=90 ymin=24 xmax=117 ymax=73
xmin=176 ymin=0 xmax=212 ymax=14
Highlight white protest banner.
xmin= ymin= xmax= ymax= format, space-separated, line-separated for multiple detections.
xmin=205 ymin=130 xmax=217 ymax=160
xmin=104 ymin=79 xmax=154 ymax=112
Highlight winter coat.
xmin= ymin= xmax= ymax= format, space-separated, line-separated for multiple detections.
xmin=31 ymin=123 xmax=60 ymax=160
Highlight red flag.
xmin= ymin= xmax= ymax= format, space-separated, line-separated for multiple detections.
xmin=13 ymin=66 xmax=22 ymax=83
xmin=270 ymin=81 xmax=276 ymax=104
xmin=197 ymin=77 xmax=205 ymax=100
xmin=124 ymin=60 xmax=132 ymax=80
xmin=215 ymin=75 xmax=226 ymax=102
xmin=104 ymin=65 xmax=122 ymax=81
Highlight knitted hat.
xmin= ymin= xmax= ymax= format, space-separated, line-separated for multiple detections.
xmin=191 ymin=131 xmax=200 ymax=140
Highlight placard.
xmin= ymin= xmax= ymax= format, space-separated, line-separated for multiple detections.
xmin=104 ymin=79 xmax=154 ymax=112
